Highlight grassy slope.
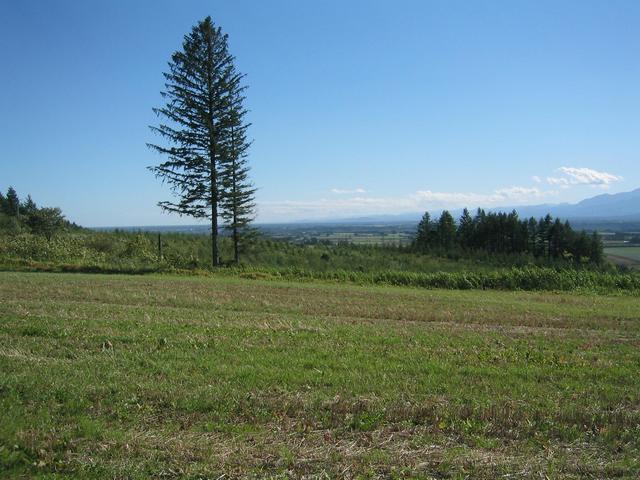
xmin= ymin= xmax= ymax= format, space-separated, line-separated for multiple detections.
xmin=1 ymin=272 xmax=639 ymax=478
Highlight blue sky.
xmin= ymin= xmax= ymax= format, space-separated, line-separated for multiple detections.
xmin=1 ymin=0 xmax=638 ymax=226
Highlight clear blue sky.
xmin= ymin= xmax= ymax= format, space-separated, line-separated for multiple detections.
xmin=1 ymin=0 xmax=638 ymax=225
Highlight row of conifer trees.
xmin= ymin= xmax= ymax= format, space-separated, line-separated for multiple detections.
xmin=415 ymin=208 xmax=603 ymax=263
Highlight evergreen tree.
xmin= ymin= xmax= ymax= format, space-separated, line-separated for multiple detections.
xmin=415 ymin=212 xmax=433 ymax=251
xmin=538 ymin=215 xmax=553 ymax=258
xmin=590 ymin=231 xmax=604 ymax=264
xmin=457 ymin=208 xmax=474 ymax=249
xmin=220 ymin=102 xmax=256 ymax=263
xmin=22 ymin=195 xmax=37 ymax=216
xmin=527 ymin=217 xmax=538 ymax=253
xmin=549 ymin=218 xmax=563 ymax=258
xmin=573 ymin=231 xmax=591 ymax=262
xmin=437 ymin=210 xmax=456 ymax=249
xmin=26 ymin=207 xmax=65 ymax=240
xmin=505 ymin=210 xmax=521 ymax=253
xmin=474 ymin=209 xmax=487 ymax=250
xmin=148 ymin=16 xmax=245 ymax=267
xmin=4 ymin=187 xmax=20 ymax=216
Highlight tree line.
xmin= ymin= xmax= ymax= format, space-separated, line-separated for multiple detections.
xmin=415 ymin=208 xmax=604 ymax=264
xmin=149 ymin=16 xmax=255 ymax=267
xmin=0 ymin=186 xmax=75 ymax=239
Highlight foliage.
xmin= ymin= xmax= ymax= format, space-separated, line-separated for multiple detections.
xmin=24 ymin=207 xmax=66 ymax=240
xmin=0 ymin=212 xmax=22 ymax=235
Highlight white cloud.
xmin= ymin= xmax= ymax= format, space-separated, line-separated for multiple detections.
xmin=494 ymin=186 xmax=545 ymax=198
xmin=532 ymin=175 xmax=542 ymax=183
xmin=546 ymin=167 xmax=622 ymax=188
xmin=546 ymin=176 xmax=570 ymax=186
xmin=330 ymin=188 xmax=367 ymax=194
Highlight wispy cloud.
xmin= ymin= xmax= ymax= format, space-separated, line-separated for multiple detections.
xmin=412 ymin=186 xmax=549 ymax=206
xmin=547 ymin=167 xmax=622 ymax=188
xmin=330 ymin=187 xmax=367 ymax=194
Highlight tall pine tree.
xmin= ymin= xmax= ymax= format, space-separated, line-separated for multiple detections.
xmin=4 ymin=187 xmax=20 ymax=216
xmin=457 ymin=208 xmax=474 ymax=249
xmin=415 ymin=212 xmax=433 ymax=251
xmin=436 ymin=210 xmax=456 ymax=249
xmin=148 ymin=16 xmax=246 ymax=267
xmin=218 ymin=67 xmax=255 ymax=263
xmin=220 ymin=100 xmax=256 ymax=263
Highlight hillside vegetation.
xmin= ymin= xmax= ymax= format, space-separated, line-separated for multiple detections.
xmin=4 ymin=186 xmax=640 ymax=295
xmin=2 ymin=230 xmax=640 ymax=294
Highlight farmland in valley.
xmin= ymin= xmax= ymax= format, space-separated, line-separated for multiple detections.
xmin=605 ymin=246 xmax=640 ymax=268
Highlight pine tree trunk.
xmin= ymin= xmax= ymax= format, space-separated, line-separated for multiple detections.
xmin=232 ymin=170 xmax=239 ymax=263
xmin=211 ymin=212 xmax=218 ymax=267
xmin=206 ymin=34 xmax=219 ymax=268
xmin=210 ymin=148 xmax=219 ymax=268
xmin=211 ymin=177 xmax=219 ymax=267
xmin=233 ymin=225 xmax=239 ymax=263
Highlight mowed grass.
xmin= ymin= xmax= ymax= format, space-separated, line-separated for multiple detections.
xmin=1 ymin=272 xmax=639 ymax=478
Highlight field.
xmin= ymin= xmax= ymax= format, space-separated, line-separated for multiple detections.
xmin=255 ymin=223 xmax=417 ymax=246
xmin=99 ymin=222 xmax=418 ymax=246
xmin=605 ymin=246 xmax=640 ymax=262
xmin=303 ymin=232 xmax=412 ymax=246
xmin=1 ymin=272 xmax=640 ymax=478
xmin=605 ymin=246 xmax=640 ymax=268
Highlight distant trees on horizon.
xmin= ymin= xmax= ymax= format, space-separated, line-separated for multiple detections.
xmin=415 ymin=208 xmax=604 ymax=264
xmin=148 ymin=16 xmax=255 ymax=267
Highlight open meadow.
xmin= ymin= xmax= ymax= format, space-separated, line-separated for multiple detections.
xmin=1 ymin=271 xmax=639 ymax=478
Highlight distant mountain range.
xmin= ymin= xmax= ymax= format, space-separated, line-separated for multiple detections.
xmin=500 ymin=188 xmax=640 ymax=220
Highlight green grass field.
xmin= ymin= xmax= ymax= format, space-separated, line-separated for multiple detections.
xmin=312 ymin=232 xmax=413 ymax=246
xmin=1 ymin=272 xmax=639 ymax=478
xmin=605 ymin=246 xmax=640 ymax=263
